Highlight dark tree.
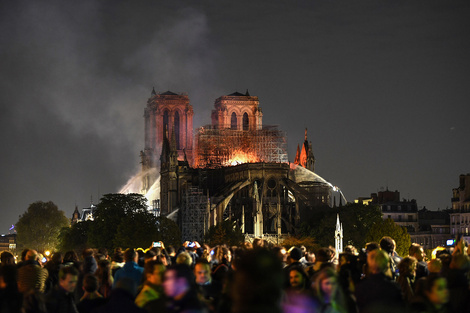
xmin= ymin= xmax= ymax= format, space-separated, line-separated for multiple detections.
xmin=58 ymin=220 xmax=92 ymax=252
xmin=88 ymin=193 xmax=149 ymax=250
xmin=205 ymin=220 xmax=244 ymax=246
xmin=16 ymin=201 xmax=70 ymax=251
xmin=298 ymin=203 xmax=383 ymax=249
xmin=114 ymin=210 xmax=160 ymax=249
xmin=365 ymin=218 xmax=411 ymax=257
xmin=155 ymin=216 xmax=181 ymax=248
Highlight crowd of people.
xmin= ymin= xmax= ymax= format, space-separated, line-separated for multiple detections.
xmin=0 ymin=236 xmax=469 ymax=313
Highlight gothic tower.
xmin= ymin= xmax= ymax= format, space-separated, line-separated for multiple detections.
xmin=211 ymin=90 xmax=262 ymax=130
xmin=141 ymin=89 xmax=194 ymax=194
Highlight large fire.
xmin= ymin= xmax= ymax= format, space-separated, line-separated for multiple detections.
xmin=226 ymin=150 xmax=260 ymax=166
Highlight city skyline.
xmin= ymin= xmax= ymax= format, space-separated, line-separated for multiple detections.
xmin=1 ymin=1 xmax=469 ymax=233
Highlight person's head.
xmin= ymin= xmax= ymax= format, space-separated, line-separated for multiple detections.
xmin=409 ymin=243 xmax=425 ymax=262
xmin=163 ymin=264 xmax=193 ymax=299
xmin=63 ymin=251 xmax=79 ymax=263
xmin=313 ymin=267 xmax=338 ymax=302
xmin=316 ymin=247 xmax=334 ymax=263
xmin=424 ymin=275 xmax=449 ymax=309
xmin=82 ymin=248 xmax=94 ymax=258
xmin=194 ymin=260 xmax=211 ymax=285
xmin=112 ymin=249 xmax=124 ymax=263
xmin=450 ymin=253 xmax=470 ymax=271
xmin=25 ymin=250 xmax=38 ymax=262
xmin=398 ymin=256 xmax=417 ymax=278
xmin=58 ymin=266 xmax=79 ymax=293
xmin=0 ymin=251 xmax=15 ymax=265
xmin=367 ymin=249 xmax=389 ymax=274
xmin=21 ymin=249 xmax=30 ymax=262
xmin=82 ymin=274 xmax=98 ymax=293
xmin=144 ymin=249 xmax=157 ymax=262
xmin=288 ymin=247 xmax=302 ymax=263
xmin=124 ymin=248 xmax=137 ymax=263
xmin=379 ymin=236 xmax=395 ymax=254
xmin=231 ymin=248 xmax=283 ymax=313
xmin=365 ymin=242 xmax=380 ymax=253
xmin=344 ymin=245 xmax=357 ymax=255
xmin=428 ymin=258 xmax=442 ymax=274
xmin=289 ymin=266 xmax=308 ymax=290
xmin=176 ymin=251 xmax=192 ymax=267
xmin=144 ymin=260 xmax=166 ymax=286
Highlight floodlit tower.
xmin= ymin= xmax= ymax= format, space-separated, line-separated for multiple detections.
xmin=335 ymin=214 xmax=343 ymax=253
xmin=141 ymin=89 xmax=193 ymax=194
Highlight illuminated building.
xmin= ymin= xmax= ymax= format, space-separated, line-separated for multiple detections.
xmin=450 ymin=174 xmax=470 ymax=238
xmin=143 ymin=89 xmax=333 ymax=242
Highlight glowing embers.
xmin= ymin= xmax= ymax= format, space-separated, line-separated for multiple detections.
xmin=226 ymin=149 xmax=260 ymax=166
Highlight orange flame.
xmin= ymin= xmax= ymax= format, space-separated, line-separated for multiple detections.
xmin=225 ymin=149 xmax=260 ymax=166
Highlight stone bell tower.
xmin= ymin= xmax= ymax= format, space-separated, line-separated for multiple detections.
xmin=141 ymin=89 xmax=194 ymax=194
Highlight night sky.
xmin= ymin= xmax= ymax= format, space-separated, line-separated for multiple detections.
xmin=1 ymin=0 xmax=469 ymax=234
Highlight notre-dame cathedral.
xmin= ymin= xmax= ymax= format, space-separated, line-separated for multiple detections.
xmin=140 ymin=89 xmax=331 ymax=242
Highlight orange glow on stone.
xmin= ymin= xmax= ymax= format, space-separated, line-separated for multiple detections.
xmin=226 ymin=149 xmax=260 ymax=166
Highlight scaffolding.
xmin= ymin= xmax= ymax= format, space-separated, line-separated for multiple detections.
xmin=194 ymin=125 xmax=288 ymax=168
xmin=180 ymin=187 xmax=209 ymax=242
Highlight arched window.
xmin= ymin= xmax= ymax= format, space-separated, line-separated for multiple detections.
xmin=231 ymin=112 xmax=238 ymax=130
xmin=174 ymin=111 xmax=180 ymax=149
xmin=163 ymin=110 xmax=169 ymax=136
xmin=243 ymin=112 xmax=249 ymax=131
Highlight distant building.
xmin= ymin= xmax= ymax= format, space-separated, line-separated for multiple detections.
xmin=370 ymin=189 xmax=419 ymax=233
xmin=413 ymin=208 xmax=450 ymax=249
xmin=0 ymin=234 xmax=17 ymax=254
xmin=450 ymin=174 xmax=470 ymax=239
xmin=71 ymin=204 xmax=96 ymax=224
xmin=356 ymin=189 xmax=451 ymax=250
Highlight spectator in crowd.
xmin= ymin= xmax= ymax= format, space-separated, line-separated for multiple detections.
xmin=135 ymin=260 xmax=166 ymax=312
xmin=113 ymin=248 xmax=144 ymax=291
xmin=287 ymin=265 xmax=310 ymax=293
xmin=0 ymin=251 xmax=15 ymax=265
xmin=93 ymin=277 xmax=146 ymax=313
xmin=62 ymin=251 xmax=81 ymax=270
xmin=211 ymin=246 xmax=231 ymax=283
xmin=311 ymin=267 xmax=354 ymax=313
xmin=176 ymin=251 xmax=193 ymax=268
xmin=379 ymin=236 xmax=401 ymax=280
xmin=410 ymin=274 xmax=451 ymax=313
xmin=409 ymin=243 xmax=429 ymax=280
xmin=194 ymin=259 xmax=221 ymax=312
xmin=95 ymin=259 xmax=113 ymax=298
xmin=306 ymin=247 xmax=334 ymax=279
xmin=283 ymin=246 xmax=303 ymax=288
xmin=163 ymin=263 xmax=208 ymax=313
xmin=111 ymin=248 xmax=125 ymax=277
xmin=355 ymin=249 xmax=404 ymax=313
xmin=232 ymin=248 xmax=283 ymax=313
xmin=77 ymin=274 xmax=106 ymax=313
xmin=397 ymin=256 xmax=417 ymax=304
xmin=0 ymin=264 xmax=22 ymax=313
xmin=45 ymin=252 xmax=63 ymax=293
xmin=45 ymin=265 xmax=79 ymax=313
xmin=17 ymin=249 xmax=49 ymax=294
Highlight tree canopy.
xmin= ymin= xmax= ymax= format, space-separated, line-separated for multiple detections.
xmin=298 ymin=203 xmax=383 ymax=249
xmin=86 ymin=193 xmax=181 ymax=250
xmin=88 ymin=193 xmax=152 ymax=250
xmin=58 ymin=220 xmax=91 ymax=252
xmin=205 ymin=220 xmax=245 ymax=246
xmin=365 ymin=218 xmax=411 ymax=257
xmin=16 ymin=201 xmax=70 ymax=251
